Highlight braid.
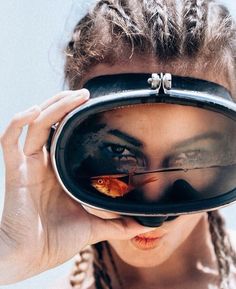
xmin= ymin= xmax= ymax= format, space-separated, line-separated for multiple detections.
xmin=94 ymin=0 xmax=136 ymax=29
xmin=65 ymin=0 xmax=236 ymax=93
xmin=142 ymin=0 xmax=181 ymax=59
xmin=66 ymin=14 xmax=94 ymax=58
xmin=104 ymin=242 xmax=124 ymax=289
xmin=64 ymin=14 xmax=96 ymax=88
xmin=92 ymin=242 xmax=114 ymax=289
xmin=70 ymin=246 xmax=93 ymax=288
xmin=208 ymin=211 xmax=236 ymax=289
xmin=93 ymin=0 xmax=148 ymax=56
xmin=182 ymin=0 xmax=208 ymax=56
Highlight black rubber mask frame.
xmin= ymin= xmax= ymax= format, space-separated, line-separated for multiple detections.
xmin=49 ymin=73 xmax=236 ymax=227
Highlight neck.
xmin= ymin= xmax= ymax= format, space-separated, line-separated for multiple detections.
xmin=104 ymin=215 xmax=218 ymax=289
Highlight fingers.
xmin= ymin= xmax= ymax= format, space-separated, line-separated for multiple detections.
xmin=1 ymin=106 xmax=41 ymax=167
xmin=24 ymin=89 xmax=89 ymax=156
xmin=90 ymin=216 xmax=157 ymax=244
xmin=82 ymin=206 xmax=157 ymax=244
xmin=82 ymin=205 xmax=120 ymax=219
xmin=39 ymin=90 xmax=75 ymax=110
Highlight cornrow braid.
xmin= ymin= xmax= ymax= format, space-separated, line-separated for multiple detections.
xmin=70 ymin=246 xmax=93 ymax=288
xmin=92 ymin=242 xmax=114 ymax=289
xmin=104 ymin=242 xmax=124 ymax=289
xmin=208 ymin=211 xmax=236 ymax=289
xmin=183 ymin=0 xmax=208 ymax=56
xmin=94 ymin=0 xmax=137 ymax=31
xmin=64 ymin=0 xmax=150 ymax=89
xmin=93 ymin=0 xmax=149 ymax=57
xmin=64 ymin=0 xmax=236 ymax=93
xmin=64 ymin=13 xmax=96 ymax=88
xmin=142 ymin=0 xmax=181 ymax=59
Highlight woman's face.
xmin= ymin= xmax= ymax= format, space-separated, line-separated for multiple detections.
xmin=81 ymin=57 xmax=233 ymax=267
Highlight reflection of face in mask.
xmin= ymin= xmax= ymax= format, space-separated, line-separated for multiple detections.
xmin=67 ymin=103 xmax=236 ymax=204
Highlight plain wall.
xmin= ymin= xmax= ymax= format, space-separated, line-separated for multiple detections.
xmin=0 ymin=1 xmax=236 ymax=288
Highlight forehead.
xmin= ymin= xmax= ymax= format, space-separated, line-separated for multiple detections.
xmin=81 ymin=56 xmax=232 ymax=94
xmin=101 ymin=103 xmax=228 ymax=136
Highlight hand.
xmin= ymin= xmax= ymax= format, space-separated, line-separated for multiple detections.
xmin=0 ymin=89 xmax=154 ymax=284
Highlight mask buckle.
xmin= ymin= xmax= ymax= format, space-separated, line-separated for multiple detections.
xmin=147 ymin=73 xmax=172 ymax=94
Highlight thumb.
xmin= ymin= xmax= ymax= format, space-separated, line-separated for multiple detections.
xmin=90 ymin=216 xmax=164 ymax=243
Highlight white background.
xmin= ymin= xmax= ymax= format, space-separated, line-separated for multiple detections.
xmin=0 ymin=1 xmax=236 ymax=288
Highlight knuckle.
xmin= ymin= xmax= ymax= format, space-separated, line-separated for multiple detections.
xmin=0 ymin=132 xmax=7 ymax=146
xmin=27 ymin=119 xmax=40 ymax=129
xmin=63 ymin=95 xmax=74 ymax=105
xmin=52 ymin=90 xmax=75 ymax=103
xmin=11 ymin=113 xmax=23 ymax=125
xmin=56 ymin=90 xmax=71 ymax=98
xmin=0 ymin=126 xmax=14 ymax=146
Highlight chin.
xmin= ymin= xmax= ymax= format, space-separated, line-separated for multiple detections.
xmin=109 ymin=237 xmax=171 ymax=268
xmin=123 ymin=255 xmax=169 ymax=268
xmin=108 ymin=213 xmax=206 ymax=268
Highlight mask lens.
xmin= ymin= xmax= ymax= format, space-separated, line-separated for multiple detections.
xmin=56 ymin=103 xmax=236 ymax=211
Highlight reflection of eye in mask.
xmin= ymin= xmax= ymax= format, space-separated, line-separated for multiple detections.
xmin=49 ymin=73 xmax=236 ymax=227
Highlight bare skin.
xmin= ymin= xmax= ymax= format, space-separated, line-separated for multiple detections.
xmin=80 ymin=57 xmax=236 ymax=289
xmin=0 ymin=89 xmax=156 ymax=285
xmin=0 ymin=56 xmax=235 ymax=288
xmin=101 ymin=216 xmax=220 ymax=289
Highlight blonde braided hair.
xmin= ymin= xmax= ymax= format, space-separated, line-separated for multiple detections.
xmin=70 ymin=246 xmax=93 ymax=289
xmin=208 ymin=211 xmax=236 ymax=289
xmin=69 ymin=243 xmax=115 ymax=289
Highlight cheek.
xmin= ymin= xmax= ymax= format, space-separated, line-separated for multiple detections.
xmin=82 ymin=205 xmax=120 ymax=219
xmin=108 ymin=213 xmax=206 ymax=268
xmin=163 ymin=213 xmax=206 ymax=253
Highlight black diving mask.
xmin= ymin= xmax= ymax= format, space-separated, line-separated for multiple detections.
xmin=49 ymin=73 xmax=236 ymax=227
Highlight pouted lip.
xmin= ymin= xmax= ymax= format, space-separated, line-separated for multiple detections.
xmin=131 ymin=235 xmax=164 ymax=250
xmin=134 ymin=227 xmax=167 ymax=239
xmin=130 ymin=227 xmax=167 ymax=250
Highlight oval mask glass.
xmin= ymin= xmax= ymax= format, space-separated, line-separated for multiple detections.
xmin=53 ymin=103 xmax=236 ymax=215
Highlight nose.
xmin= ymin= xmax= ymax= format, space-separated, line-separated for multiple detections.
xmin=132 ymin=173 xmax=170 ymax=202
xmin=130 ymin=173 xmax=180 ymax=227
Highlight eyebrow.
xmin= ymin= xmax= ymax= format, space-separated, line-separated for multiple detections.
xmin=107 ymin=129 xmax=143 ymax=147
xmin=105 ymin=129 xmax=222 ymax=149
xmin=173 ymin=131 xmax=223 ymax=149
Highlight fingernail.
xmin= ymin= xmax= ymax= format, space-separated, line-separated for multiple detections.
xmin=25 ymin=105 xmax=40 ymax=114
xmin=71 ymin=89 xmax=90 ymax=99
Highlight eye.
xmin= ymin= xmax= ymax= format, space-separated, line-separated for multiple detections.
xmin=105 ymin=144 xmax=132 ymax=156
xmin=169 ymin=150 xmax=207 ymax=167
xmin=101 ymin=143 xmax=144 ymax=173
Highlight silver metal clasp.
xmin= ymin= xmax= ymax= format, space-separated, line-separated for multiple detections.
xmin=147 ymin=73 xmax=162 ymax=91
xmin=162 ymin=73 xmax=172 ymax=93
xmin=147 ymin=73 xmax=172 ymax=94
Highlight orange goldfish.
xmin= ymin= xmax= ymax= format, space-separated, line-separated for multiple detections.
xmin=90 ymin=175 xmax=158 ymax=198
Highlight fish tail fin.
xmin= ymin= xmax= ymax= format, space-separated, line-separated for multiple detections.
xmin=142 ymin=176 xmax=159 ymax=186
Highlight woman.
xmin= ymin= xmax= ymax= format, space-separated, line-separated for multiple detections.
xmin=0 ymin=0 xmax=236 ymax=288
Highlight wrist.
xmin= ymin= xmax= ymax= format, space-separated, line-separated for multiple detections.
xmin=0 ymin=228 xmax=40 ymax=284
